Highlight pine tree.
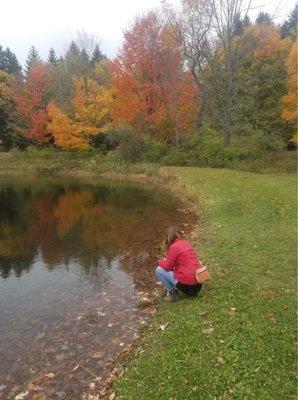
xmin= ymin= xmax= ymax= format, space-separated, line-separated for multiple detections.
xmin=65 ymin=41 xmax=81 ymax=76
xmin=48 ymin=47 xmax=58 ymax=65
xmin=0 ymin=46 xmax=22 ymax=75
xmin=255 ymin=12 xmax=273 ymax=25
xmin=281 ymin=4 xmax=297 ymax=39
xmin=66 ymin=40 xmax=80 ymax=58
xmin=90 ymin=44 xmax=106 ymax=67
xmin=232 ymin=13 xmax=251 ymax=36
xmin=242 ymin=15 xmax=251 ymax=29
xmin=25 ymin=46 xmax=41 ymax=74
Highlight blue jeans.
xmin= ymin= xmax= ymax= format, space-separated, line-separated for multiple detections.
xmin=155 ymin=266 xmax=178 ymax=292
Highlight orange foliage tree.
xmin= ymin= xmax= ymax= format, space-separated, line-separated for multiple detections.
xmin=48 ymin=77 xmax=112 ymax=150
xmin=247 ymin=25 xmax=290 ymax=61
xmin=111 ymin=11 xmax=197 ymax=143
xmin=282 ymin=41 xmax=297 ymax=140
xmin=8 ymin=64 xmax=52 ymax=145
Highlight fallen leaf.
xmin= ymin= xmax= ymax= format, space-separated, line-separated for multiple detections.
xmin=144 ymin=306 xmax=157 ymax=316
xmin=109 ymin=392 xmax=116 ymax=400
xmin=35 ymin=332 xmax=45 ymax=340
xmin=45 ymin=373 xmax=54 ymax=379
xmin=198 ymin=311 xmax=208 ymax=317
xmin=160 ymin=323 xmax=169 ymax=331
xmin=90 ymin=382 xmax=95 ymax=390
xmin=202 ymin=327 xmax=214 ymax=334
xmin=32 ymin=386 xmax=43 ymax=392
xmin=91 ymin=352 xmax=104 ymax=359
xmin=216 ymin=355 xmax=224 ymax=366
xmin=32 ymin=395 xmax=47 ymax=400
xmin=15 ymin=391 xmax=29 ymax=400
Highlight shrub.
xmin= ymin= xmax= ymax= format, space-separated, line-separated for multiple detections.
xmin=201 ymin=136 xmax=224 ymax=166
xmin=142 ymin=139 xmax=168 ymax=163
xmin=161 ymin=148 xmax=188 ymax=166
xmin=255 ymin=134 xmax=285 ymax=153
xmin=102 ymin=125 xmax=146 ymax=162
xmin=221 ymin=146 xmax=255 ymax=162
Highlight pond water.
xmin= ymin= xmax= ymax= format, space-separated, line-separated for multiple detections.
xmin=0 ymin=176 xmax=194 ymax=399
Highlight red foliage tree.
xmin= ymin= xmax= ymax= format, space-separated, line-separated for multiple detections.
xmin=9 ymin=64 xmax=52 ymax=145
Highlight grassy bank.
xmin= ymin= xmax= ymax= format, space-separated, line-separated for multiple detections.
xmin=0 ymin=148 xmax=158 ymax=177
xmin=0 ymin=148 xmax=296 ymax=176
xmin=114 ymin=168 xmax=297 ymax=399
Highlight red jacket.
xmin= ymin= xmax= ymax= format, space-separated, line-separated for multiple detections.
xmin=158 ymin=238 xmax=202 ymax=285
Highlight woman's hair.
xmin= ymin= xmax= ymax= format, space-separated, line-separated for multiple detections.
xmin=164 ymin=226 xmax=183 ymax=249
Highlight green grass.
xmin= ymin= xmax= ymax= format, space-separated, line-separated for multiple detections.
xmin=114 ymin=167 xmax=297 ymax=400
xmin=0 ymin=148 xmax=158 ymax=176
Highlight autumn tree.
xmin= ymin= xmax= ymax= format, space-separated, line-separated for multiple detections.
xmin=48 ymin=77 xmax=112 ymax=150
xmin=111 ymin=11 xmax=197 ymax=143
xmin=163 ymin=0 xmax=212 ymax=127
xmin=221 ymin=25 xmax=292 ymax=145
xmin=282 ymin=41 xmax=297 ymax=139
xmin=0 ymin=71 xmax=14 ymax=149
xmin=8 ymin=64 xmax=52 ymax=145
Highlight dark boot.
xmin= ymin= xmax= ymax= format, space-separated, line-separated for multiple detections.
xmin=164 ymin=288 xmax=179 ymax=302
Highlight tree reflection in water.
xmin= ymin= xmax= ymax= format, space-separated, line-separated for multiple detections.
xmin=0 ymin=176 xmax=195 ymax=399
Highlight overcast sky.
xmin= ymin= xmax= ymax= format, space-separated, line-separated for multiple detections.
xmin=0 ymin=0 xmax=296 ymax=65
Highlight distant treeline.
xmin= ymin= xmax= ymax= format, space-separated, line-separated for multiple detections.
xmin=0 ymin=1 xmax=297 ymax=160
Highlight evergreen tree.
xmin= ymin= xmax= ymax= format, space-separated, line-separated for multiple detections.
xmin=65 ymin=40 xmax=81 ymax=75
xmin=242 ymin=15 xmax=251 ymax=30
xmin=0 ymin=46 xmax=22 ymax=75
xmin=255 ymin=12 xmax=274 ymax=25
xmin=66 ymin=40 xmax=80 ymax=58
xmin=90 ymin=44 xmax=106 ymax=67
xmin=281 ymin=4 xmax=297 ymax=39
xmin=25 ymin=46 xmax=41 ymax=74
xmin=232 ymin=13 xmax=251 ymax=36
xmin=47 ymin=47 xmax=58 ymax=65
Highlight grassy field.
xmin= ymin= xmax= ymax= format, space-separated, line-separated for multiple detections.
xmin=114 ymin=167 xmax=297 ymax=400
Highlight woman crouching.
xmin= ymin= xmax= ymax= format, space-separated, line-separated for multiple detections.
xmin=155 ymin=226 xmax=203 ymax=302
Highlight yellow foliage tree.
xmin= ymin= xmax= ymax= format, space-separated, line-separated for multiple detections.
xmin=47 ymin=78 xmax=112 ymax=150
xmin=282 ymin=41 xmax=297 ymax=141
xmin=0 ymin=70 xmax=10 ymax=108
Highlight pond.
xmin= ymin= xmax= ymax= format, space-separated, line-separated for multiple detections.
xmin=0 ymin=176 xmax=195 ymax=399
